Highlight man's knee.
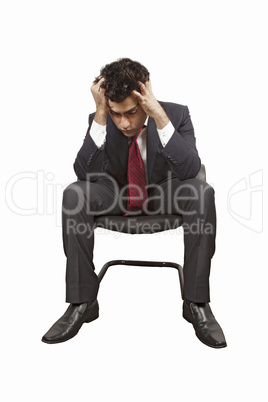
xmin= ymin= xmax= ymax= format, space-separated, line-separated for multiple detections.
xmin=62 ymin=181 xmax=87 ymax=215
xmin=173 ymin=179 xmax=215 ymax=215
xmin=62 ymin=180 xmax=114 ymax=216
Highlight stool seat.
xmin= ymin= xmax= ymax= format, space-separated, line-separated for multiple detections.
xmin=94 ymin=214 xmax=183 ymax=235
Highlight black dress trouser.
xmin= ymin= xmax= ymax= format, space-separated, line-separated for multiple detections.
xmin=62 ymin=176 xmax=216 ymax=304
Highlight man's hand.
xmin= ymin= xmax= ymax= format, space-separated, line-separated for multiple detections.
xmin=132 ymin=81 xmax=170 ymax=130
xmin=91 ymin=77 xmax=109 ymax=125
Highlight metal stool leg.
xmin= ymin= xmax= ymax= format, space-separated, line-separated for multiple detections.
xmin=98 ymin=259 xmax=184 ymax=300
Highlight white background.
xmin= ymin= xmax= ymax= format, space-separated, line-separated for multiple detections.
xmin=1 ymin=0 xmax=267 ymax=400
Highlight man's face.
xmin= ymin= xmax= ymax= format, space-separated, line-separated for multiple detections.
xmin=107 ymin=95 xmax=147 ymax=137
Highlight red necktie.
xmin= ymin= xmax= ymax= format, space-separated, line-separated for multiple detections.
xmin=127 ymin=127 xmax=148 ymax=212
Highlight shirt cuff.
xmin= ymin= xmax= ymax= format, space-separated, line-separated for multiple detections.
xmin=90 ymin=120 xmax=107 ymax=148
xmin=157 ymin=121 xmax=175 ymax=147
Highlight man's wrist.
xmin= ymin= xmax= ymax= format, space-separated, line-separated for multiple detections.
xmin=151 ymin=104 xmax=170 ymax=130
xmin=94 ymin=108 xmax=108 ymax=126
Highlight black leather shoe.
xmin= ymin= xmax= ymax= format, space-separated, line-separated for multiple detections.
xmin=183 ymin=300 xmax=227 ymax=348
xmin=42 ymin=300 xmax=99 ymax=344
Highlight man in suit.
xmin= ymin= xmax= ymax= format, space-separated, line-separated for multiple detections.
xmin=42 ymin=58 xmax=226 ymax=348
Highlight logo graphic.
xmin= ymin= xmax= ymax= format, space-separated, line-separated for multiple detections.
xmin=227 ymin=170 xmax=263 ymax=233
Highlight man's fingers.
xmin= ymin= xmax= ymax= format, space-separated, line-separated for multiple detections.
xmin=92 ymin=76 xmax=105 ymax=89
xmin=137 ymin=81 xmax=147 ymax=95
xmin=146 ymin=80 xmax=152 ymax=90
xmin=132 ymin=89 xmax=143 ymax=100
xmin=96 ymin=77 xmax=104 ymax=89
xmin=93 ymin=75 xmax=103 ymax=84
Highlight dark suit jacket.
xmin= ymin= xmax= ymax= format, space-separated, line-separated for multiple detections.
xmin=74 ymin=102 xmax=201 ymax=186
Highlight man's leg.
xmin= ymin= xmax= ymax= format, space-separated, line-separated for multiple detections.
xmin=175 ymin=178 xmax=216 ymax=303
xmin=147 ymin=177 xmax=215 ymax=301
xmin=147 ymin=177 xmax=226 ymax=348
xmin=42 ymin=177 xmax=122 ymax=344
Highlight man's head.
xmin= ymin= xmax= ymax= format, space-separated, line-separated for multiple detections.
xmin=94 ymin=58 xmax=149 ymax=137
xmin=95 ymin=58 xmax=150 ymax=103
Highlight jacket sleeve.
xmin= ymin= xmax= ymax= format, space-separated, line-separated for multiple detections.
xmin=160 ymin=105 xmax=201 ymax=180
xmin=73 ymin=113 xmax=106 ymax=181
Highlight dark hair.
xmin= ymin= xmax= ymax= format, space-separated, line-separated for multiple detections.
xmin=94 ymin=58 xmax=150 ymax=103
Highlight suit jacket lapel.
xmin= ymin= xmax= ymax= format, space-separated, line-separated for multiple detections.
xmin=106 ymin=114 xmax=129 ymax=169
xmin=147 ymin=117 xmax=160 ymax=183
